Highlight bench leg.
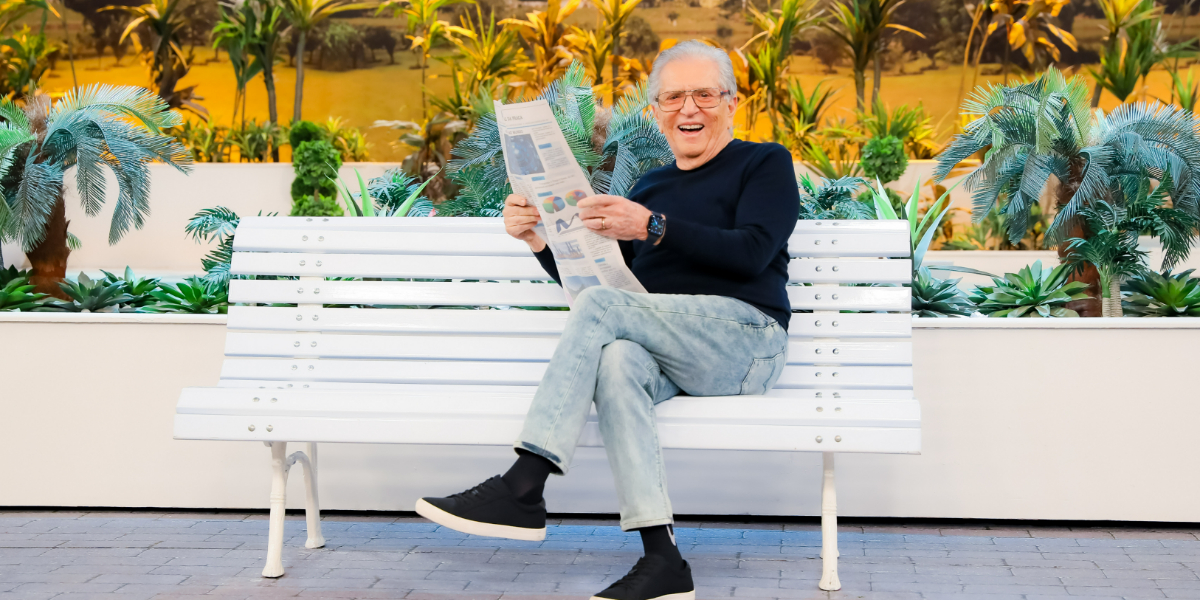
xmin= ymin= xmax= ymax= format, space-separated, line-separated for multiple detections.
xmin=298 ymin=443 xmax=326 ymax=549
xmin=263 ymin=441 xmax=289 ymax=578
xmin=818 ymin=452 xmax=841 ymax=591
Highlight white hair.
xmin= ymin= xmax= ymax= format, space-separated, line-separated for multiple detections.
xmin=646 ymin=40 xmax=737 ymax=104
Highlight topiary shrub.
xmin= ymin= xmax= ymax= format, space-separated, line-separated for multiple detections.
xmin=290 ymin=139 xmax=343 ymax=217
xmin=288 ymin=120 xmax=324 ymax=149
xmin=861 ymin=135 xmax=908 ymax=185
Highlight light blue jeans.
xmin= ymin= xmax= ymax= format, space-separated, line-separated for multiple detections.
xmin=514 ymin=286 xmax=789 ymax=530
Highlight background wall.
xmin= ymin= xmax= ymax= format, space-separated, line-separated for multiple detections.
xmin=2 ymin=314 xmax=1197 ymax=523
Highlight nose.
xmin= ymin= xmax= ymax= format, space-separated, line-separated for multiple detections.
xmin=679 ymin=94 xmax=701 ymax=115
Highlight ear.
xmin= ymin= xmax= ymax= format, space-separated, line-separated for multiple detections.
xmin=651 ymin=105 xmax=666 ymax=134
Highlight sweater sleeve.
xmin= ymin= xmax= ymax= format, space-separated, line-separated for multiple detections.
xmin=534 ymin=245 xmax=560 ymax=284
xmin=656 ymin=145 xmax=800 ymax=276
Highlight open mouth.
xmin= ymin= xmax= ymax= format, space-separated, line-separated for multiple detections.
xmin=678 ymin=123 xmax=705 ymax=135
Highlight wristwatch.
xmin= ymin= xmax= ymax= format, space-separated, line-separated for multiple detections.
xmin=646 ymin=211 xmax=667 ymax=245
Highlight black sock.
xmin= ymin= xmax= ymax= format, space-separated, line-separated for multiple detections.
xmin=639 ymin=524 xmax=683 ymax=566
xmin=501 ymin=450 xmax=555 ymax=504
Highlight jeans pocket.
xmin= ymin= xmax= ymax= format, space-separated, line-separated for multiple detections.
xmin=740 ymin=350 xmax=786 ymax=395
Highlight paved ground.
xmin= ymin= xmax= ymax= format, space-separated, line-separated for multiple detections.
xmin=2 ymin=511 xmax=1199 ymax=600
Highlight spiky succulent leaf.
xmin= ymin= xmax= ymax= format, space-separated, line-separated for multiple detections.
xmin=970 ymin=260 xmax=1091 ymax=318
xmin=911 ymin=267 xmax=976 ymax=317
xmin=141 ymin=276 xmax=228 ymax=314
xmin=1122 ymin=269 xmax=1200 ymax=316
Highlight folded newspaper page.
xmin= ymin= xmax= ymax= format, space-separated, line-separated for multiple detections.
xmin=495 ymin=99 xmax=647 ymax=302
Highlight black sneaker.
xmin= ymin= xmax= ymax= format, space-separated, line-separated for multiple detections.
xmin=591 ymin=554 xmax=695 ymax=600
xmin=414 ymin=475 xmax=547 ymax=541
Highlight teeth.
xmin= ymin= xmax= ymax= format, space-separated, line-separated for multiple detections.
xmin=680 ymin=125 xmax=703 ymax=131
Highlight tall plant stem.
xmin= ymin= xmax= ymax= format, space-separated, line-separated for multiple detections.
xmin=611 ymin=35 xmax=620 ymax=104
xmin=59 ymin=7 xmax=78 ymax=89
xmin=420 ymin=50 xmax=428 ymax=119
xmin=293 ymin=29 xmax=307 ymax=122
xmin=263 ymin=62 xmax=280 ymax=161
xmin=871 ymin=51 xmax=882 ymax=107
xmin=957 ymin=3 xmax=986 ymax=108
xmin=854 ymin=68 xmax=865 ymax=111
xmin=1002 ymin=42 xmax=1010 ymax=84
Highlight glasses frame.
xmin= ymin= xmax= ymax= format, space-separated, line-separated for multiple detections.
xmin=653 ymin=88 xmax=732 ymax=112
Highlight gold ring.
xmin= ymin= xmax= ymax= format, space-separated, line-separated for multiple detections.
xmin=600 ymin=217 xmax=608 ymax=230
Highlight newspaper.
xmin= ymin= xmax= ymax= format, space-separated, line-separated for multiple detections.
xmin=495 ymin=99 xmax=647 ymax=302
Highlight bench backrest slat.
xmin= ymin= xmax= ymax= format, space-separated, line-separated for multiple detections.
xmin=228 ymin=279 xmax=911 ymax=312
xmin=233 ymin=229 xmax=910 ymax=259
xmin=230 ymin=252 xmax=913 ymax=284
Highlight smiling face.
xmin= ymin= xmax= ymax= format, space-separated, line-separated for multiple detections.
xmin=651 ymin=56 xmax=738 ymax=171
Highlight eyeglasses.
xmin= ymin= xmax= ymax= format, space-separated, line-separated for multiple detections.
xmin=654 ymin=88 xmax=731 ymax=112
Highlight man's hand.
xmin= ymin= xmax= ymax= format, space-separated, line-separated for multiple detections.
xmin=504 ymin=194 xmax=546 ymax=252
xmin=578 ymin=194 xmax=651 ymax=241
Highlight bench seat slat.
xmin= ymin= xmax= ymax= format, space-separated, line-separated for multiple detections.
xmin=224 ymin=332 xmax=912 ymax=366
xmin=233 ymin=228 xmax=910 ymax=259
xmin=229 ymin=280 xmax=910 ymax=312
xmin=227 ymin=306 xmax=914 ymax=338
xmin=230 ymin=252 xmax=913 ymax=285
xmin=219 ymin=358 xmax=912 ymax=389
xmin=173 ymin=414 xmax=920 ymax=453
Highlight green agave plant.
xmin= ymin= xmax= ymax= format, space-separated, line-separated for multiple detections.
xmin=39 ymin=272 xmax=133 ymax=312
xmin=101 ymin=266 xmax=161 ymax=309
xmin=0 ymin=265 xmax=30 ymax=287
xmin=969 ymin=261 xmax=1092 ymax=318
xmin=142 ymin=277 xmax=228 ymax=314
xmin=444 ymin=61 xmax=673 ymax=217
xmin=797 ymin=174 xmax=872 ymax=220
xmin=912 ymin=267 xmax=975 ymax=318
xmin=0 ymin=274 xmax=46 ymax=311
xmin=1122 ymin=269 xmax=1200 ymax=317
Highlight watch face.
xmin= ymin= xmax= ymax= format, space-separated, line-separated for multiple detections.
xmin=649 ymin=214 xmax=665 ymax=236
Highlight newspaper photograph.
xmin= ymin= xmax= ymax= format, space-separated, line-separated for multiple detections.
xmin=495 ymin=99 xmax=647 ymax=302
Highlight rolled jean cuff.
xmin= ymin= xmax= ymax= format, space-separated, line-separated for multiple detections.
xmin=620 ymin=516 xmax=675 ymax=532
xmin=512 ymin=441 xmax=567 ymax=475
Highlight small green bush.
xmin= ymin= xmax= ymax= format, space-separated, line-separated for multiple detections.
xmin=288 ymin=120 xmax=324 ymax=148
xmin=290 ymin=139 xmax=343 ymax=217
xmin=861 ymin=135 xmax=908 ymax=185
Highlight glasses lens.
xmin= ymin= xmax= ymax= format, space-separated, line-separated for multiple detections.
xmin=694 ymin=88 xmax=721 ymax=107
xmin=659 ymin=91 xmax=685 ymax=109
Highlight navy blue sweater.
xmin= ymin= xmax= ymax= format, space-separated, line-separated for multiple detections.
xmin=534 ymin=139 xmax=800 ymax=330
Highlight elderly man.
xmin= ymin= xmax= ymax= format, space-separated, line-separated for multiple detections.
xmin=416 ymin=40 xmax=800 ymax=600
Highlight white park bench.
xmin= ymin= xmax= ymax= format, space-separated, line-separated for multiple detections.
xmin=173 ymin=216 xmax=918 ymax=590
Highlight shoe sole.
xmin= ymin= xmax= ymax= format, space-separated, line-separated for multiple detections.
xmin=414 ymin=498 xmax=547 ymax=542
xmin=590 ymin=592 xmax=695 ymax=600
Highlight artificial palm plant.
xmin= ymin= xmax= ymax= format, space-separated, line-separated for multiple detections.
xmin=935 ymin=67 xmax=1200 ymax=317
xmin=501 ymin=0 xmax=580 ymax=94
xmin=0 ymin=86 xmax=192 ymax=296
xmin=446 ymin=61 xmax=672 ymax=217
xmin=281 ymin=0 xmax=374 ymax=121
xmin=379 ymin=0 xmax=473 ymax=118
xmin=823 ymin=0 xmax=922 ymax=110
xmin=106 ymin=0 xmax=206 ymax=116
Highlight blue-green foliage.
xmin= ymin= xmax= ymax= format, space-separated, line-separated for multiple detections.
xmin=444 ymin=61 xmax=673 ymax=217
xmin=797 ymin=174 xmax=872 ymax=219
xmin=0 ymin=85 xmax=192 ymax=250
xmin=363 ymin=168 xmax=433 ymax=216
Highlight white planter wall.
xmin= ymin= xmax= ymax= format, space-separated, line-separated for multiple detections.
xmin=2 ymin=314 xmax=1198 ymax=523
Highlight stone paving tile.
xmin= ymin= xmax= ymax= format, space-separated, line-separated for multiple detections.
xmin=1 ymin=512 xmax=1199 ymax=599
